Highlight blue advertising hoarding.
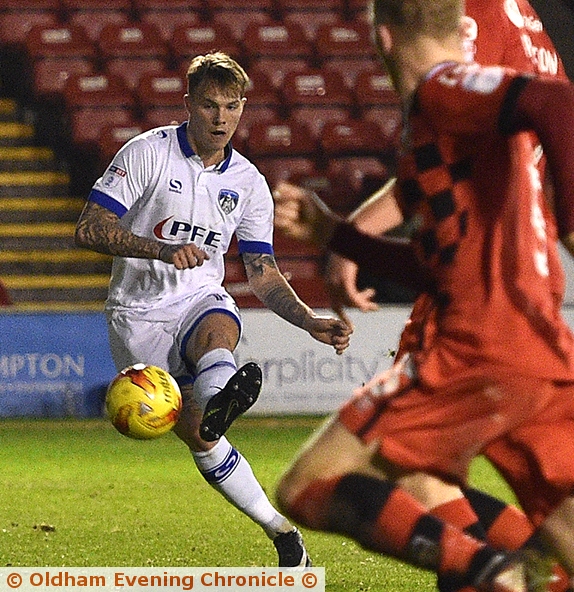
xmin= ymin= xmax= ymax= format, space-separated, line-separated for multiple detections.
xmin=0 ymin=312 xmax=116 ymax=418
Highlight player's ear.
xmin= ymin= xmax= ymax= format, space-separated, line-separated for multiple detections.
xmin=183 ymin=93 xmax=191 ymax=114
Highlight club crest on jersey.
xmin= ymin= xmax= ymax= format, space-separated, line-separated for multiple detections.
xmin=102 ymin=164 xmax=127 ymax=189
xmin=218 ymin=189 xmax=239 ymax=214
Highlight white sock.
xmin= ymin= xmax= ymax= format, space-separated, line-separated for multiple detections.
xmin=193 ymin=437 xmax=292 ymax=539
xmin=193 ymin=348 xmax=237 ymax=411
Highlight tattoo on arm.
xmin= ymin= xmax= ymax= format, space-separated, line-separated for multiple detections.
xmin=75 ymin=202 xmax=162 ymax=259
xmin=242 ymin=253 xmax=312 ymax=328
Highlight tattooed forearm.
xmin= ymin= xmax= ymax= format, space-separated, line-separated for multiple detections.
xmin=75 ymin=202 xmax=162 ymax=259
xmin=243 ymin=252 xmax=313 ymax=328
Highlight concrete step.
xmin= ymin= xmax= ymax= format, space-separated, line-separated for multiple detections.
xmin=0 ymin=222 xmax=76 ymax=250
xmin=0 ymin=249 xmax=112 ymax=275
xmin=0 ymin=122 xmax=34 ymax=147
xmin=7 ymin=301 xmax=106 ymax=312
xmin=2 ymin=274 xmax=110 ymax=303
xmin=0 ymin=196 xmax=85 ymax=223
xmin=0 ymin=171 xmax=70 ymax=197
xmin=0 ymin=146 xmax=57 ymax=171
xmin=0 ymin=99 xmax=19 ymax=122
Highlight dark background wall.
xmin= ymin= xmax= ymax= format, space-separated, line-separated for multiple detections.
xmin=530 ymin=0 xmax=574 ymax=79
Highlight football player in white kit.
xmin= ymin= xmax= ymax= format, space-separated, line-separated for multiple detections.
xmin=75 ymin=52 xmax=352 ymax=567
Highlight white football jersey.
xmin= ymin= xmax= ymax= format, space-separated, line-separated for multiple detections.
xmin=89 ymin=123 xmax=274 ymax=311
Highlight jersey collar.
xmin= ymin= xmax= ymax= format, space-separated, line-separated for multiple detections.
xmin=176 ymin=122 xmax=233 ymax=173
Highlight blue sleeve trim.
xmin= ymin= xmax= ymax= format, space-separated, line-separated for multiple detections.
xmin=88 ymin=189 xmax=128 ymax=218
xmin=237 ymin=240 xmax=274 ymax=255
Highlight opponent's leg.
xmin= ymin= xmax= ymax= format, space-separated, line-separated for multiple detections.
xmin=277 ymin=417 xmax=526 ymax=591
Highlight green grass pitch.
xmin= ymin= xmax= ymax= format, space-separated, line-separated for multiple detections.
xmin=0 ymin=417 xmax=517 ymax=591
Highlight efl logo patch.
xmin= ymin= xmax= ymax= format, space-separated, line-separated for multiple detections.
xmin=218 ymin=189 xmax=239 ymax=214
xmin=102 ymin=164 xmax=127 ymax=189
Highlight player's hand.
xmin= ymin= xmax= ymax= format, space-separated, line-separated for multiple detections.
xmin=302 ymin=315 xmax=353 ymax=355
xmin=273 ymin=181 xmax=341 ymax=248
xmin=159 ymin=243 xmax=210 ymax=270
xmin=324 ymin=253 xmax=379 ymax=322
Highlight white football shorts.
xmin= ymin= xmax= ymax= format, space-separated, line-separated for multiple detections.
xmin=106 ymin=285 xmax=242 ymax=382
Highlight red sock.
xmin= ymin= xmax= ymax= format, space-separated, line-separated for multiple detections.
xmin=288 ymin=473 xmax=506 ymax=586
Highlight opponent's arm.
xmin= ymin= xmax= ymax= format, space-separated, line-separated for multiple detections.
xmin=75 ymin=201 xmax=209 ymax=269
xmin=506 ymin=76 xmax=574 ymax=256
xmin=242 ymin=252 xmax=352 ymax=354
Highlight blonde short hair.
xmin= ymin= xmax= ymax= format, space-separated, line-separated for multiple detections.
xmin=186 ymin=52 xmax=250 ymax=98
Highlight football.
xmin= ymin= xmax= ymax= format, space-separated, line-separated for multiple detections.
xmin=106 ymin=364 xmax=182 ymax=440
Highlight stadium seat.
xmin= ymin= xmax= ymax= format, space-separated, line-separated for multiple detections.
xmin=320 ymin=158 xmax=391 ymax=215
xmin=242 ymin=21 xmax=313 ymax=87
xmin=353 ymin=69 xmax=400 ymax=108
xmin=24 ymin=23 xmax=98 ymax=101
xmin=134 ymin=0 xmax=204 ymax=8
xmin=139 ymin=12 xmax=200 ymax=43
xmin=170 ymin=22 xmax=243 ymax=71
xmin=276 ymin=0 xmax=345 ymax=11
xmin=234 ymin=68 xmax=283 ymax=148
xmin=280 ymin=68 xmax=354 ymax=137
xmin=346 ymin=0 xmax=371 ymax=20
xmin=98 ymin=121 xmax=146 ymax=169
xmin=353 ymin=70 xmax=401 ymax=152
xmin=63 ymin=72 xmax=137 ymax=149
xmin=283 ymin=11 xmax=343 ymax=43
xmin=136 ymin=71 xmax=187 ymax=127
xmin=204 ymin=0 xmax=277 ymax=42
xmin=314 ymin=20 xmax=378 ymax=87
xmin=319 ymin=118 xmax=383 ymax=159
xmin=97 ymin=22 xmax=169 ymax=89
xmin=61 ymin=0 xmax=133 ymax=42
xmin=210 ymin=9 xmax=275 ymax=43
xmin=246 ymin=118 xmax=319 ymax=186
xmin=0 ymin=1 xmax=62 ymax=47
xmin=133 ymin=0 xmax=204 ymax=41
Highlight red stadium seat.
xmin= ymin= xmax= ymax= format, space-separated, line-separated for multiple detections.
xmin=68 ymin=12 xmax=132 ymax=43
xmin=134 ymin=0 xmax=204 ymax=11
xmin=314 ymin=20 xmax=377 ymax=86
xmin=276 ymin=0 xmax=345 ymax=11
xmin=233 ymin=68 xmax=283 ymax=147
xmin=24 ymin=23 xmax=98 ymax=100
xmin=205 ymin=0 xmax=275 ymax=10
xmin=170 ymin=22 xmax=243 ymax=71
xmin=246 ymin=118 xmax=320 ymax=186
xmin=62 ymin=0 xmax=132 ymax=8
xmin=247 ymin=118 xmax=317 ymax=159
xmin=63 ymin=72 xmax=137 ymax=149
xmin=280 ymin=68 xmax=354 ymax=137
xmin=25 ymin=23 xmax=96 ymax=59
xmin=320 ymin=158 xmax=391 ymax=215
xmin=319 ymin=118 xmax=382 ymax=159
xmin=243 ymin=21 xmax=312 ymax=61
xmin=97 ymin=22 xmax=169 ymax=89
xmin=0 ymin=2 xmax=61 ymax=47
xmin=32 ymin=56 xmax=97 ymax=101
xmin=283 ymin=11 xmax=342 ymax=43
xmin=98 ymin=121 xmax=146 ymax=168
xmin=353 ymin=69 xmax=401 ymax=108
xmin=136 ymin=71 xmax=187 ymax=126
xmin=134 ymin=0 xmax=204 ymax=41
xmin=353 ymin=70 xmax=401 ymax=152
xmin=139 ymin=11 xmax=200 ymax=42
xmin=210 ymin=9 xmax=275 ymax=42
xmin=242 ymin=21 xmax=313 ymax=87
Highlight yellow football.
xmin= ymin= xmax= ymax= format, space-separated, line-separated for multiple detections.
xmin=106 ymin=364 xmax=182 ymax=440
